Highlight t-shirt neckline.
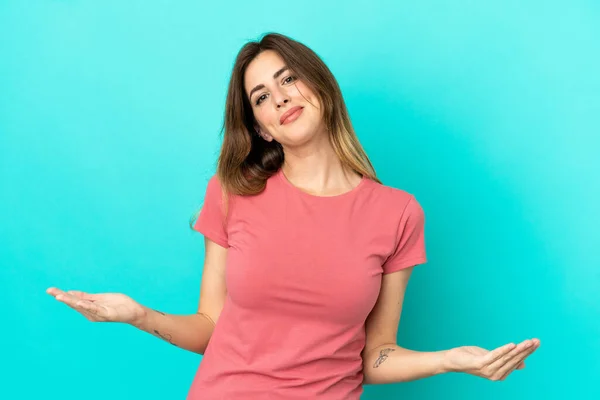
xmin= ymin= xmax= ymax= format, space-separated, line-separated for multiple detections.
xmin=276 ymin=168 xmax=367 ymax=200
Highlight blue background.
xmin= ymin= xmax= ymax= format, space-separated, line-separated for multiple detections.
xmin=1 ymin=1 xmax=598 ymax=399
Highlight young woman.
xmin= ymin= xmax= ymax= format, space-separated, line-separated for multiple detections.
xmin=47 ymin=32 xmax=540 ymax=399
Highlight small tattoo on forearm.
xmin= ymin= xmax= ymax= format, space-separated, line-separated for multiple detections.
xmin=153 ymin=309 xmax=166 ymax=316
xmin=153 ymin=329 xmax=177 ymax=346
xmin=373 ymin=348 xmax=395 ymax=368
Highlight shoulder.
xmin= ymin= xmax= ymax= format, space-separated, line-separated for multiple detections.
xmin=206 ymin=173 xmax=275 ymax=196
xmin=202 ymin=174 xmax=237 ymax=211
xmin=207 ymin=173 xmax=222 ymax=189
xmin=364 ymin=178 xmax=420 ymax=212
xmin=202 ymin=174 xmax=223 ymax=200
xmin=205 ymin=174 xmax=235 ymax=198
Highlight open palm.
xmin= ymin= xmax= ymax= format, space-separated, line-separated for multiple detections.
xmin=446 ymin=339 xmax=540 ymax=381
xmin=47 ymin=287 xmax=145 ymax=325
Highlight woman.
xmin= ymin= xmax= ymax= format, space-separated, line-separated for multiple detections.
xmin=47 ymin=32 xmax=540 ymax=399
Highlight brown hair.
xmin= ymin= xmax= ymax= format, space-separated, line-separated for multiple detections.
xmin=190 ymin=32 xmax=380 ymax=229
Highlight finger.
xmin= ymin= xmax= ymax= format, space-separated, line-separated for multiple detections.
xmin=55 ymin=293 xmax=105 ymax=319
xmin=54 ymin=292 xmax=83 ymax=307
xmin=513 ymin=339 xmax=540 ymax=371
xmin=67 ymin=290 xmax=99 ymax=301
xmin=68 ymin=298 xmax=108 ymax=321
xmin=47 ymin=287 xmax=67 ymax=297
xmin=499 ymin=346 xmax=537 ymax=380
xmin=486 ymin=340 xmax=531 ymax=375
xmin=57 ymin=296 xmax=99 ymax=320
xmin=482 ymin=342 xmax=516 ymax=365
xmin=496 ymin=342 xmax=538 ymax=380
xmin=483 ymin=342 xmax=523 ymax=369
xmin=76 ymin=300 xmax=107 ymax=319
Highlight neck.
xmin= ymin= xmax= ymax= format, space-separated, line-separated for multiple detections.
xmin=280 ymin=131 xmax=360 ymax=196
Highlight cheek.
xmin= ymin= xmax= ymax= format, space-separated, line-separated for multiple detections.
xmin=294 ymin=82 xmax=312 ymax=99
xmin=295 ymin=84 xmax=320 ymax=110
xmin=255 ymin=108 xmax=278 ymax=128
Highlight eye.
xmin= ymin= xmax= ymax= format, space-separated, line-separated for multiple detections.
xmin=255 ymin=94 xmax=267 ymax=105
xmin=254 ymin=75 xmax=297 ymax=106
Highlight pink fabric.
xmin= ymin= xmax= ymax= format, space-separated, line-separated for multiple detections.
xmin=187 ymin=169 xmax=427 ymax=399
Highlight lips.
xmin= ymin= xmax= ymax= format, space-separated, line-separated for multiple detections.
xmin=279 ymin=106 xmax=304 ymax=125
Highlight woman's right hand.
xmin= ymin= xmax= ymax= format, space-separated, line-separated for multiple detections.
xmin=46 ymin=287 xmax=147 ymax=325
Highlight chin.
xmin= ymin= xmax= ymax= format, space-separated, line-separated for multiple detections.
xmin=282 ymin=127 xmax=322 ymax=146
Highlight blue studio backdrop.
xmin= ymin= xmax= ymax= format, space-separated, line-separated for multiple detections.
xmin=1 ymin=1 xmax=598 ymax=399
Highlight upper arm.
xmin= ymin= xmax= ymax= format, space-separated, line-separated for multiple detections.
xmin=197 ymin=237 xmax=227 ymax=325
xmin=363 ymin=266 xmax=414 ymax=354
xmin=193 ymin=175 xmax=230 ymax=324
xmin=363 ymin=193 xmax=427 ymax=352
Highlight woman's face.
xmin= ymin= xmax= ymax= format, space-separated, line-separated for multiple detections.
xmin=244 ymin=50 xmax=324 ymax=146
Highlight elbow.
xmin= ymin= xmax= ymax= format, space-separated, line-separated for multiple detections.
xmin=360 ymin=347 xmax=380 ymax=385
xmin=361 ymin=343 xmax=402 ymax=385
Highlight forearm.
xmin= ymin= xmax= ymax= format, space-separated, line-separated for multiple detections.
xmin=362 ymin=343 xmax=450 ymax=384
xmin=131 ymin=307 xmax=215 ymax=354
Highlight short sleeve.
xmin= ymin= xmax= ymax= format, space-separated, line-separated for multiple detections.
xmin=382 ymin=195 xmax=427 ymax=274
xmin=193 ymin=175 xmax=229 ymax=248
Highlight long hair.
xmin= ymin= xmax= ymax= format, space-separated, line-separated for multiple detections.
xmin=190 ymin=32 xmax=380 ymax=229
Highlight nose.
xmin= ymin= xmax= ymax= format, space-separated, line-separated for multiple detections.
xmin=274 ymin=91 xmax=290 ymax=108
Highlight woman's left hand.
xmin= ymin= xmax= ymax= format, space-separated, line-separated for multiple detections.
xmin=443 ymin=338 xmax=540 ymax=381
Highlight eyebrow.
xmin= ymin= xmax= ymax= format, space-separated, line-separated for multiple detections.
xmin=248 ymin=65 xmax=290 ymax=101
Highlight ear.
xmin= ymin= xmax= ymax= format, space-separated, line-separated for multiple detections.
xmin=255 ymin=127 xmax=274 ymax=142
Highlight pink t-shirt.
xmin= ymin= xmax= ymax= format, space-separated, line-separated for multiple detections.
xmin=188 ymin=168 xmax=427 ymax=399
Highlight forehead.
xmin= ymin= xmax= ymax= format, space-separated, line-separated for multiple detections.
xmin=244 ymin=50 xmax=286 ymax=95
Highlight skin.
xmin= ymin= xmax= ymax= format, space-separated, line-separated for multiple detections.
xmin=45 ymin=289 xmax=144 ymax=324
xmin=245 ymin=49 xmax=363 ymax=196
xmin=362 ymin=265 xmax=539 ymax=384
xmin=45 ymin=287 xmax=216 ymax=353
xmin=46 ymin=49 xmax=541 ymax=384
xmin=446 ymin=340 xmax=540 ymax=380
xmin=247 ymin=50 xmax=541 ymax=382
